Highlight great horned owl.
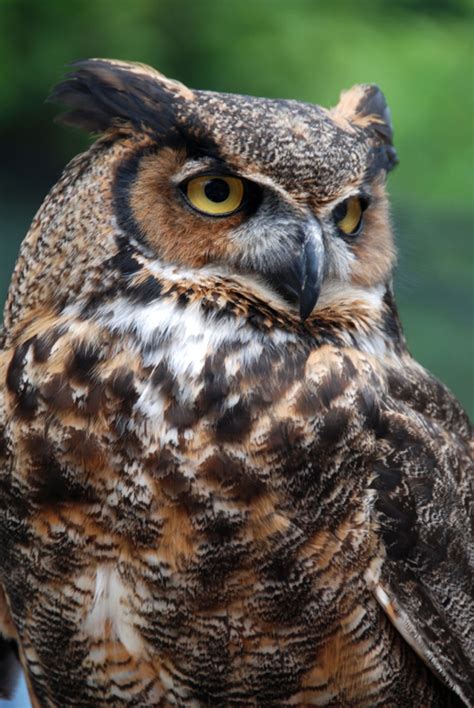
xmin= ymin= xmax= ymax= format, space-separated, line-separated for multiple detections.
xmin=0 ymin=59 xmax=472 ymax=707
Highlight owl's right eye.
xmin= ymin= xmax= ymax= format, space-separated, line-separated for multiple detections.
xmin=333 ymin=195 xmax=368 ymax=237
xmin=183 ymin=175 xmax=245 ymax=216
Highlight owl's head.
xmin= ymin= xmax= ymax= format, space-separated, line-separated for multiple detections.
xmin=37 ymin=60 xmax=398 ymax=323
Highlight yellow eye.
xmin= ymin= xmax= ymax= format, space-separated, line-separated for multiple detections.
xmin=335 ymin=196 xmax=364 ymax=236
xmin=185 ymin=175 xmax=245 ymax=216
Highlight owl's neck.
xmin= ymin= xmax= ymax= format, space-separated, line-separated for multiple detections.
xmin=82 ymin=239 xmax=407 ymax=365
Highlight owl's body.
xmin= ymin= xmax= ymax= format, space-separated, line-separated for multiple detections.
xmin=0 ymin=61 xmax=472 ymax=706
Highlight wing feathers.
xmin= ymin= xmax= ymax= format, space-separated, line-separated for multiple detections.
xmin=0 ymin=585 xmax=20 ymax=700
xmin=373 ymin=395 xmax=473 ymax=706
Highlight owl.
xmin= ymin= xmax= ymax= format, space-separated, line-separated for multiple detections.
xmin=0 ymin=59 xmax=472 ymax=707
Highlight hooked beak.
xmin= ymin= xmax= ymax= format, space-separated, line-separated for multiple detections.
xmin=265 ymin=219 xmax=324 ymax=321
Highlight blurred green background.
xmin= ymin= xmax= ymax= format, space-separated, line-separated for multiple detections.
xmin=0 ymin=0 xmax=473 ymax=416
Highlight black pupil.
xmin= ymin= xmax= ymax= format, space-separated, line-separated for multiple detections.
xmin=204 ymin=178 xmax=230 ymax=203
xmin=333 ymin=200 xmax=348 ymax=222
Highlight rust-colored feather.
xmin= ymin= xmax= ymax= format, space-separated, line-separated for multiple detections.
xmin=1 ymin=59 xmax=471 ymax=706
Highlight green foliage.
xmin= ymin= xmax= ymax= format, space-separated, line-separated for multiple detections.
xmin=0 ymin=0 xmax=472 ymax=414
xmin=0 ymin=0 xmax=472 ymax=205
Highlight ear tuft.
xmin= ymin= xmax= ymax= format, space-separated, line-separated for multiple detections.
xmin=334 ymin=84 xmax=394 ymax=142
xmin=48 ymin=58 xmax=193 ymax=135
xmin=333 ymin=84 xmax=397 ymax=171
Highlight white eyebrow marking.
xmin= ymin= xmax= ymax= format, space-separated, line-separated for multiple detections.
xmin=171 ymin=162 xmax=300 ymax=203
xmin=171 ymin=157 xmax=226 ymax=184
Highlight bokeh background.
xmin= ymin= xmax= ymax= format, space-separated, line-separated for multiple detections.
xmin=0 ymin=1 xmax=472 ymax=705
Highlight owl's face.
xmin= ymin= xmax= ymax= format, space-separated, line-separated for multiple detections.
xmin=51 ymin=60 xmax=398 ymax=321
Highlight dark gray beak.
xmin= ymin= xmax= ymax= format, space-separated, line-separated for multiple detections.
xmin=265 ymin=219 xmax=324 ymax=320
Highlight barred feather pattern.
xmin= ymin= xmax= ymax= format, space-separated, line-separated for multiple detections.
xmin=0 ymin=59 xmax=472 ymax=706
xmin=0 ymin=253 xmax=471 ymax=705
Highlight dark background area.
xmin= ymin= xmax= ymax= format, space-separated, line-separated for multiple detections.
xmin=0 ymin=0 xmax=473 ymax=419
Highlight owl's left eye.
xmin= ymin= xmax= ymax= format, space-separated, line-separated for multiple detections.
xmin=333 ymin=195 xmax=368 ymax=236
xmin=183 ymin=175 xmax=245 ymax=216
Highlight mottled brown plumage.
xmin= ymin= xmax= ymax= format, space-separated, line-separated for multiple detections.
xmin=0 ymin=59 xmax=472 ymax=706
